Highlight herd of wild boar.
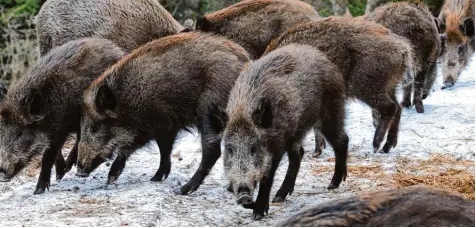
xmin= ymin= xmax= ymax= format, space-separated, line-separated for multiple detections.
xmin=0 ymin=0 xmax=474 ymax=225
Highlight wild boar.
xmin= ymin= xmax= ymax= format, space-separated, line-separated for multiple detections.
xmin=371 ymin=2 xmax=441 ymax=113
xmin=438 ymin=0 xmax=475 ymax=88
xmin=223 ymin=44 xmax=348 ymax=220
xmin=0 ymin=38 xmax=125 ymax=194
xmin=76 ymin=32 xmax=250 ymax=195
xmin=278 ymin=186 xmax=475 ymax=226
xmin=36 ymin=0 xmax=183 ymax=56
xmin=265 ymin=17 xmax=414 ymax=156
xmin=195 ymin=0 xmax=320 ymax=59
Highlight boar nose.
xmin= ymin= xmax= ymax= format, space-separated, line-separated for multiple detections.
xmin=448 ymin=60 xmax=456 ymax=67
xmin=236 ymin=185 xmax=254 ymax=205
xmin=443 ymin=76 xmax=455 ymax=88
xmin=75 ymin=162 xmax=89 ymax=178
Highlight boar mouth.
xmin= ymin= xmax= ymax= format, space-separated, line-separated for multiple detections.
xmin=76 ymin=156 xmax=106 ymax=177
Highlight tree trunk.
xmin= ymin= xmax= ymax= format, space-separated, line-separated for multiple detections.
xmin=365 ymin=0 xmax=391 ymax=15
xmin=332 ymin=0 xmax=348 ymax=16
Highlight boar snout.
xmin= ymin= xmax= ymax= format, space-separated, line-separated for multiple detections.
xmin=442 ymin=76 xmax=455 ymax=89
xmin=75 ymin=162 xmax=90 ymax=177
xmin=236 ymin=185 xmax=254 ymax=205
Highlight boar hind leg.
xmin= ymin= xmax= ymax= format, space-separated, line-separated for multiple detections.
xmin=151 ymin=132 xmax=178 ymax=182
xmin=54 ymin=151 xmax=67 ymax=181
xmin=321 ymin=99 xmax=349 ymax=190
xmin=382 ymin=89 xmax=401 ymax=153
xmin=401 ymin=83 xmax=412 ymax=108
xmin=65 ymin=133 xmax=80 ymax=173
xmin=34 ymin=136 xmax=67 ymax=194
xmin=362 ymin=93 xmax=397 ymax=153
xmin=313 ymin=122 xmax=326 ymax=157
xmin=273 ymin=145 xmax=304 ymax=203
xmin=413 ymin=71 xmax=427 ymax=113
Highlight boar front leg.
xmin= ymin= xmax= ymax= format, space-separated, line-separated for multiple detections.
xmin=34 ymin=136 xmax=67 ymax=194
xmin=244 ymin=154 xmax=282 ymax=220
xmin=273 ymin=145 xmax=304 ymax=203
xmin=54 ymin=151 xmax=67 ymax=181
xmin=151 ymin=131 xmax=178 ymax=181
xmin=107 ymin=148 xmax=134 ymax=185
xmin=65 ymin=133 xmax=80 ymax=172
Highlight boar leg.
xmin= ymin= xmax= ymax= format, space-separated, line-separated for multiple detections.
xmin=422 ymin=63 xmax=437 ymax=100
xmin=151 ymin=131 xmax=178 ymax=181
xmin=273 ymin=145 xmax=304 ymax=203
xmin=179 ymin=133 xmax=221 ymax=195
xmin=252 ymin=154 xmax=282 ymax=220
xmin=382 ymin=89 xmax=401 ymax=153
xmin=313 ymin=121 xmax=326 ymax=157
xmin=413 ymin=71 xmax=427 ymax=113
xmin=362 ymin=92 xmax=398 ymax=153
xmin=34 ymin=136 xmax=67 ymax=194
xmin=65 ymin=133 xmax=79 ymax=172
xmin=371 ymin=109 xmax=380 ymax=128
xmin=401 ymin=83 xmax=413 ymax=108
xmin=54 ymin=151 xmax=66 ymax=181
xmin=107 ymin=152 xmax=130 ymax=185
xmin=321 ymin=99 xmax=349 ymax=190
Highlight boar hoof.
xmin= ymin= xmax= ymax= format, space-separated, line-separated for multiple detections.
xmin=401 ymin=100 xmax=411 ymax=108
xmin=227 ymin=184 xmax=233 ymax=193
xmin=311 ymin=150 xmax=322 ymax=158
xmin=252 ymin=205 xmax=268 ymax=220
xmin=107 ymin=176 xmax=118 ymax=185
xmin=56 ymin=172 xmax=65 ymax=181
xmin=272 ymin=195 xmax=285 ymax=203
xmin=150 ymin=168 xmax=170 ymax=182
xmin=380 ymin=142 xmax=394 ymax=153
xmin=33 ymin=180 xmax=50 ymax=194
xmin=327 ymin=183 xmax=339 ymax=190
xmin=415 ymin=105 xmax=424 ymax=113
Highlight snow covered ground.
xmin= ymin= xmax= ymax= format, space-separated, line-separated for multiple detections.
xmin=0 ymin=56 xmax=474 ymax=226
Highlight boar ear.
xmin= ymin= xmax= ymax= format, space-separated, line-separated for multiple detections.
xmin=434 ymin=17 xmax=445 ymax=33
xmin=195 ymin=14 xmax=210 ymax=31
xmin=253 ymin=98 xmax=272 ymax=129
xmin=0 ymin=82 xmax=7 ymax=104
xmin=461 ymin=18 xmax=475 ymax=38
xmin=24 ymin=91 xmax=45 ymax=122
xmin=95 ymin=84 xmax=117 ymax=118
xmin=439 ymin=33 xmax=447 ymax=57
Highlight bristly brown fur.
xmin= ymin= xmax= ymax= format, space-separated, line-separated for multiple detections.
xmin=36 ymin=0 xmax=183 ymax=56
xmin=278 ymin=186 xmax=475 ymax=226
xmin=197 ymin=0 xmax=320 ymax=59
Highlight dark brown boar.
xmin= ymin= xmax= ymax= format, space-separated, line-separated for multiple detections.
xmin=36 ymin=0 xmax=183 ymax=56
xmin=195 ymin=0 xmax=320 ymax=59
xmin=223 ymin=44 xmax=348 ymax=220
xmin=438 ymin=0 xmax=475 ymax=88
xmin=371 ymin=2 xmax=441 ymax=113
xmin=265 ymin=17 xmax=414 ymax=156
xmin=76 ymin=32 xmax=250 ymax=196
xmin=0 ymin=38 xmax=125 ymax=194
xmin=278 ymin=186 xmax=475 ymax=226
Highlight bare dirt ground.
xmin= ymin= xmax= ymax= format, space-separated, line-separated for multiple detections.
xmin=0 ymin=58 xmax=474 ymax=226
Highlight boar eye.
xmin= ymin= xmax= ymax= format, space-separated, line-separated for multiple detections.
xmin=458 ymin=45 xmax=465 ymax=55
xmin=91 ymin=123 xmax=99 ymax=133
xmin=250 ymin=144 xmax=257 ymax=155
xmin=16 ymin=131 xmax=23 ymax=138
xmin=226 ymin=146 xmax=233 ymax=156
